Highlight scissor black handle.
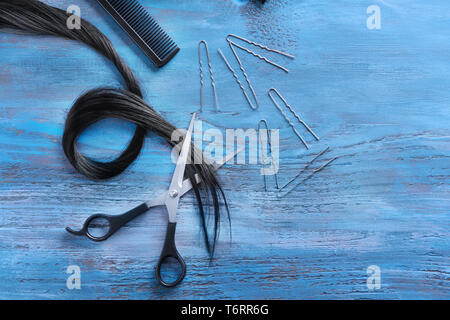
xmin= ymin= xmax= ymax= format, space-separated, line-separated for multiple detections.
xmin=66 ymin=203 xmax=149 ymax=241
xmin=156 ymin=222 xmax=186 ymax=287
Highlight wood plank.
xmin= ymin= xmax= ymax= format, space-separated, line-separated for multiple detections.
xmin=0 ymin=0 xmax=448 ymax=299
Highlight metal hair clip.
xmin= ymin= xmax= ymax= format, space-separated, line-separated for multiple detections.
xmin=258 ymin=119 xmax=279 ymax=191
xmin=226 ymin=34 xmax=295 ymax=59
xmin=226 ymin=34 xmax=294 ymax=73
xmin=228 ymin=40 xmax=290 ymax=73
xmin=218 ymin=48 xmax=259 ymax=110
xmin=199 ymin=40 xmax=220 ymax=112
xmin=277 ymin=146 xmax=337 ymax=198
xmin=268 ymin=88 xmax=319 ymax=149
xmin=227 ymin=40 xmax=259 ymax=108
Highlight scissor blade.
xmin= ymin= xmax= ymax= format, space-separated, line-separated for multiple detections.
xmin=146 ymin=147 xmax=243 ymax=209
xmin=179 ymin=147 xmax=244 ymax=197
xmin=212 ymin=146 xmax=245 ymax=170
xmin=170 ymin=113 xmax=196 ymax=190
xmin=165 ymin=113 xmax=196 ymax=222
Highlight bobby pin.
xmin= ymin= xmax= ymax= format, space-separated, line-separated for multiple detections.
xmin=199 ymin=40 xmax=220 ymax=112
xmin=269 ymin=88 xmax=319 ymax=149
xmin=218 ymin=48 xmax=259 ymax=110
xmin=258 ymin=119 xmax=279 ymax=191
xmin=226 ymin=34 xmax=295 ymax=59
xmin=277 ymin=146 xmax=338 ymax=198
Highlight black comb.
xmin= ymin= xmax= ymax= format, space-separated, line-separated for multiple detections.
xmin=97 ymin=0 xmax=180 ymax=67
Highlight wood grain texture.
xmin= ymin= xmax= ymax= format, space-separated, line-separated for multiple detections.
xmin=0 ymin=0 xmax=449 ymax=299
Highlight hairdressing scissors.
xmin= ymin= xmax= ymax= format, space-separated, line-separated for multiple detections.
xmin=66 ymin=113 xmax=240 ymax=286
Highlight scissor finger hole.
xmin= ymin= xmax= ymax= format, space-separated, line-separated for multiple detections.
xmin=87 ymin=217 xmax=111 ymax=239
xmin=159 ymin=256 xmax=184 ymax=285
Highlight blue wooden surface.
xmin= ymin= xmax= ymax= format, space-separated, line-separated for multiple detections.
xmin=0 ymin=0 xmax=449 ymax=299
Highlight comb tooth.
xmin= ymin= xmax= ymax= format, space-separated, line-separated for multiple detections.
xmin=153 ymin=41 xmax=168 ymax=56
xmin=147 ymin=26 xmax=164 ymax=43
xmin=154 ymin=36 xmax=172 ymax=54
xmin=157 ymin=40 xmax=174 ymax=57
xmin=150 ymin=27 xmax=167 ymax=42
xmin=146 ymin=30 xmax=164 ymax=48
xmin=128 ymin=8 xmax=145 ymax=26
xmin=113 ymin=0 xmax=127 ymax=13
xmin=158 ymin=43 xmax=175 ymax=59
xmin=144 ymin=19 xmax=162 ymax=37
xmin=163 ymin=44 xmax=178 ymax=58
xmin=138 ymin=21 xmax=157 ymax=39
xmin=132 ymin=9 xmax=148 ymax=30
xmin=119 ymin=1 xmax=140 ymax=25
xmin=131 ymin=12 xmax=148 ymax=31
xmin=151 ymin=30 xmax=164 ymax=51
xmin=140 ymin=28 xmax=154 ymax=42
xmin=163 ymin=41 xmax=177 ymax=55
xmin=140 ymin=17 xmax=159 ymax=38
xmin=121 ymin=4 xmax=138 ymax=20
xmin=141 ymin=13 xmax=158 ymax=30
xmin=156 ymin=38 xmax=173 ymax=53
xmin=161 ymin=40 xmax=176 ymax=54
xmin=97 ymin=0 xmax=179 ymax=67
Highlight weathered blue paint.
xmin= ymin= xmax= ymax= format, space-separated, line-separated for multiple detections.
xmin=0 ymin=0 xmax=449 ymax=299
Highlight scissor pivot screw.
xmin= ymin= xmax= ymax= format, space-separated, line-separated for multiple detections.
xmin=170 ymin=190 xmax=179 ymax=198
